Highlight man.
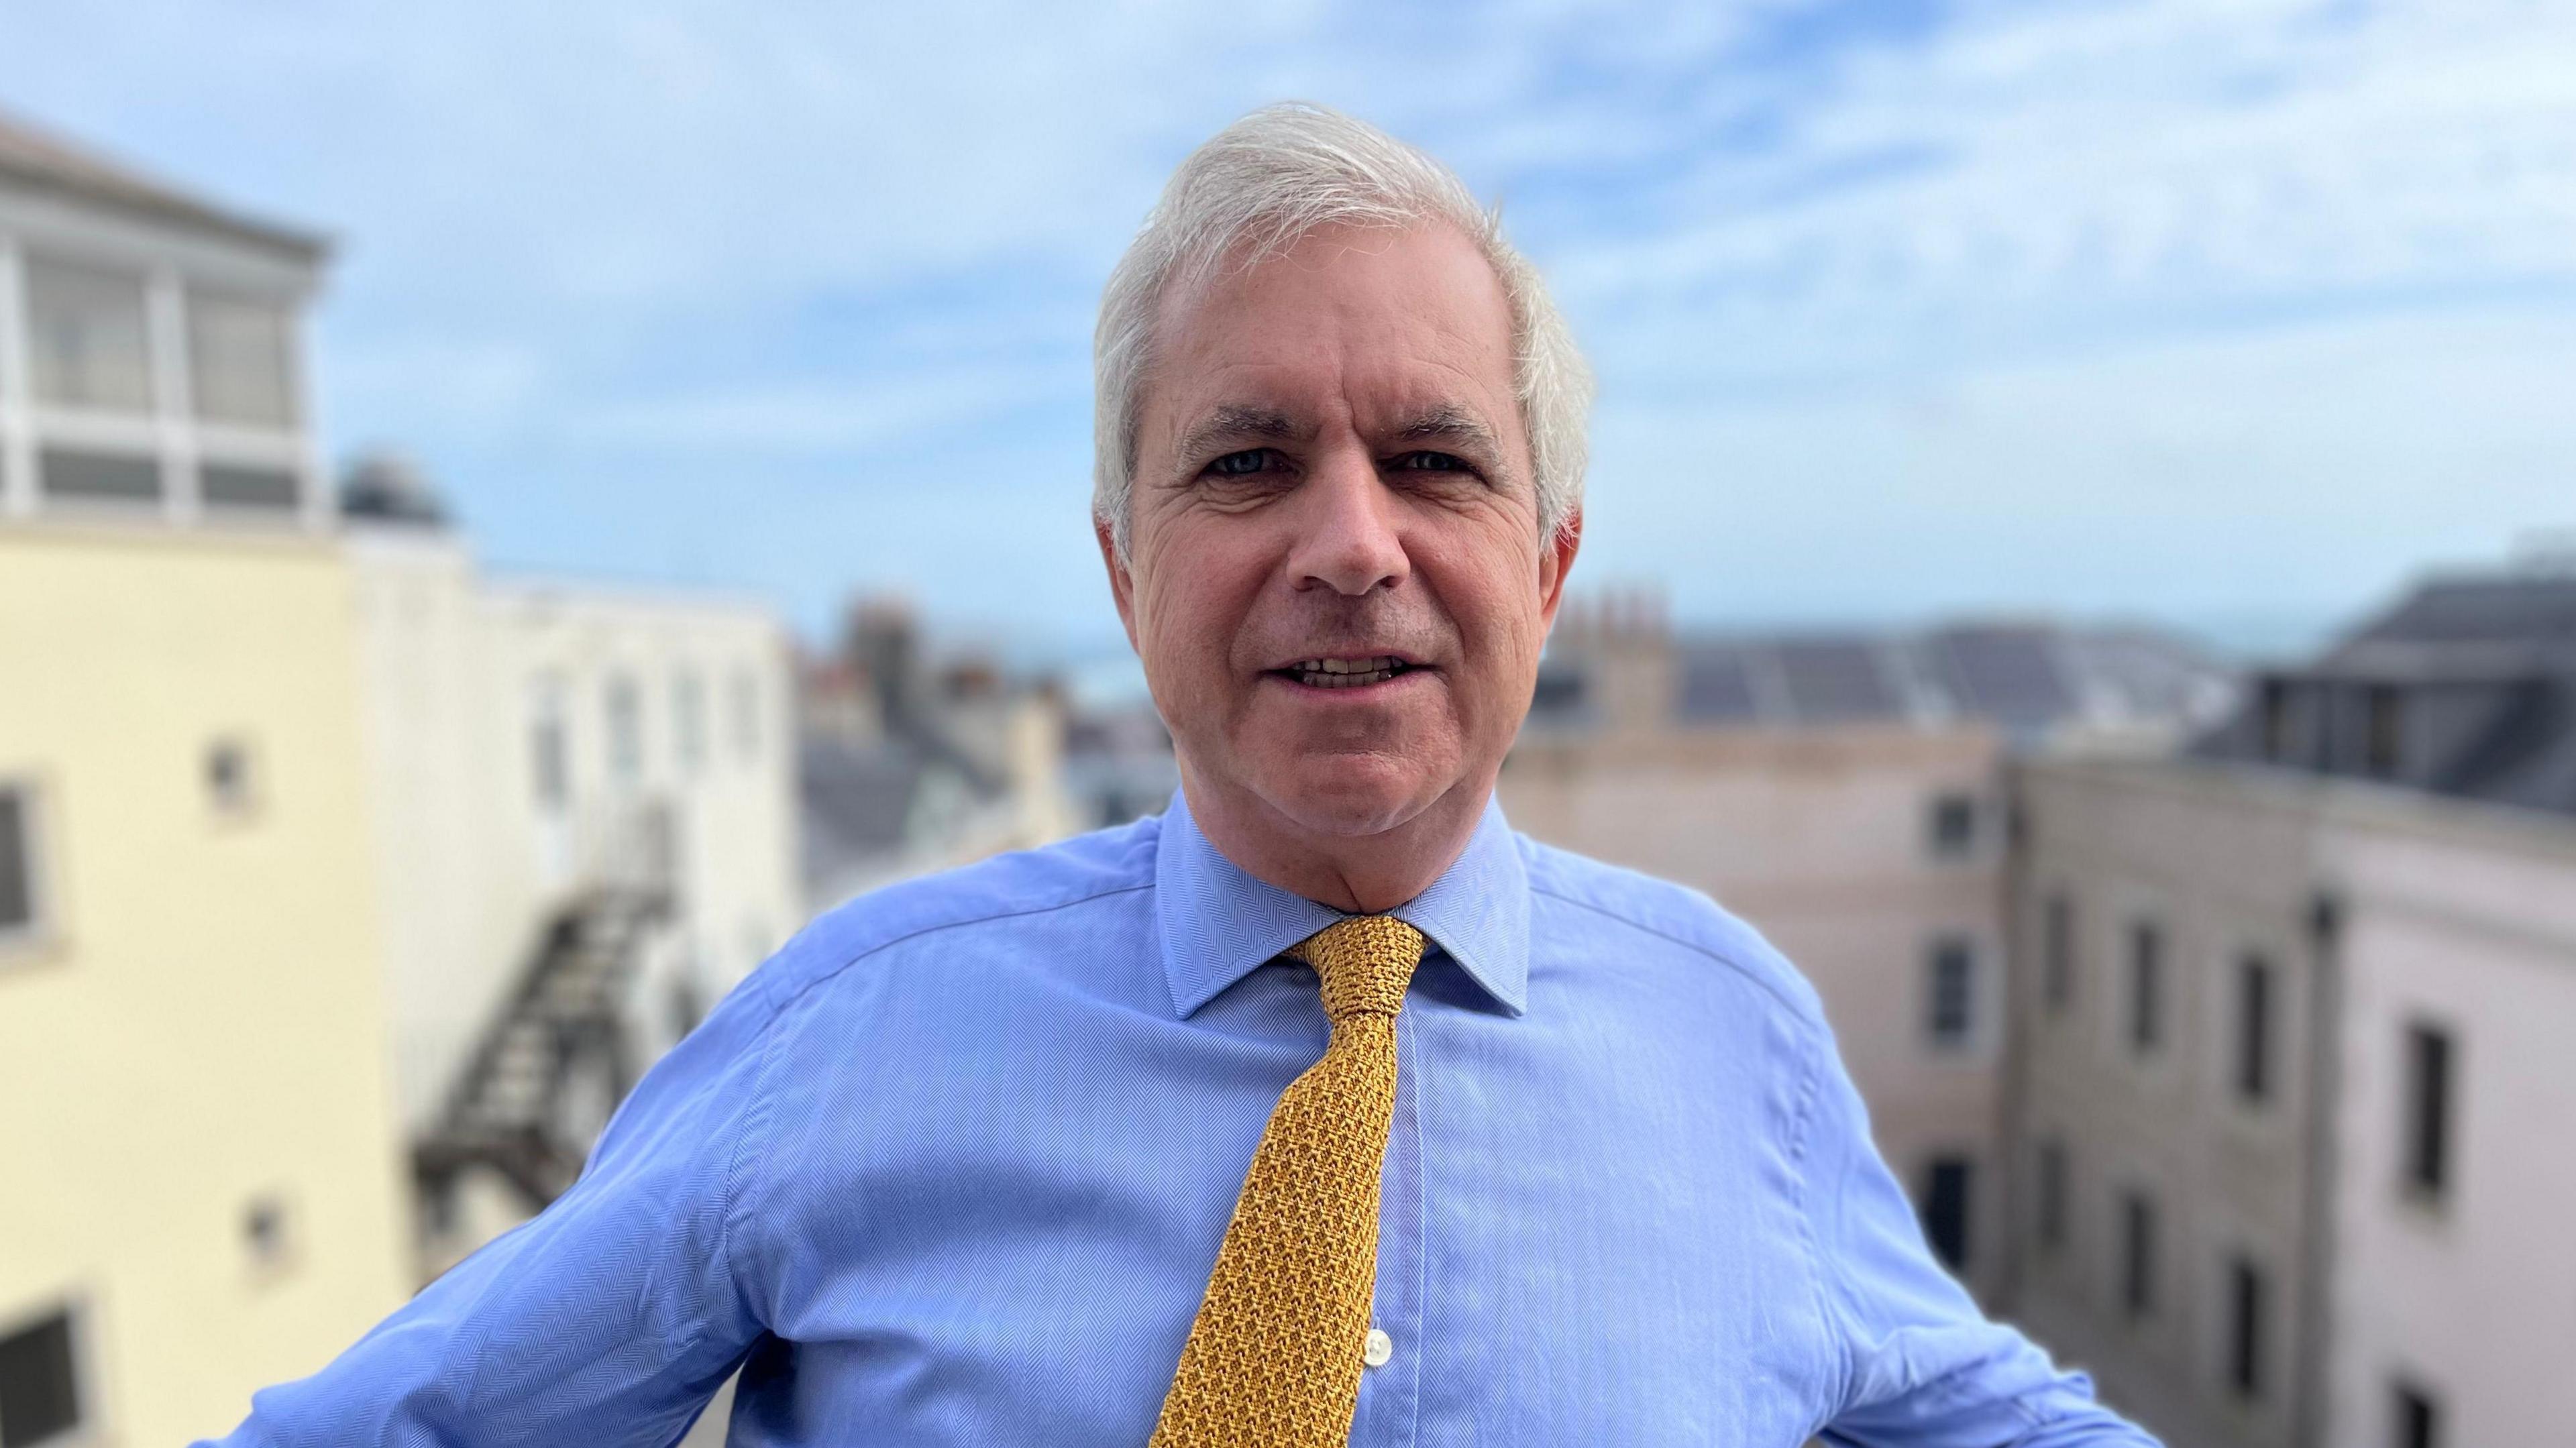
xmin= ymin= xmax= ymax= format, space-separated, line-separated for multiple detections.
xmin=208 ymin=104 xmax=2155 ymax=1447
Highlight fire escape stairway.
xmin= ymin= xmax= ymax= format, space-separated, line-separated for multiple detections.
xmin=413 ymin=883 xmax=670 ymax=1217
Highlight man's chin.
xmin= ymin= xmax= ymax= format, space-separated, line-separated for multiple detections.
xmin=1254 ymin=756 xmax=1451 ymax=840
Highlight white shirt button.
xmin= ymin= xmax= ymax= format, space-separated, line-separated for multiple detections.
xmin=1362 ymin=1327 xmax=1393 ymax=1368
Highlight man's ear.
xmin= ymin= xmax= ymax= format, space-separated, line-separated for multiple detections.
xmin=1095 ymin=514 xmax=1144 ymax=655
xmin=1536 ymin=506 xmax=1582 ymax=632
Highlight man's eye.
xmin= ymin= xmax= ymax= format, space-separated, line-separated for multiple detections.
xmin=1390 ymin=450 xmax=1470 ymax=473
xmin=1207 ymin=449 xmax=1273 ymax=477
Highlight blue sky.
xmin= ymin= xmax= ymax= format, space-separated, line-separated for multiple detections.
xmin=7 ymin=0 xmax=2572 ymax=665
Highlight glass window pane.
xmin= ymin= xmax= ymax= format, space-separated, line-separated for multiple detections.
xmin=188 ymin=288 xmax=298 ymax=427
xmin=0 ymin=789 xmax=32 ymax=933
xmin=27 ymin=256 xmax=153 ymax=414
xmin=201 ymin=462 xmax=301 ymax=510
xmin=40 ymin=447 xmax=162 ymax=504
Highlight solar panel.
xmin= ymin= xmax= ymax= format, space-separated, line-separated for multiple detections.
xmin=1939 ymin=628 xmax=2072 ymax=726
xmin=1774 ymin=639 xmax=1898 ymax=721
xmin=1678 ymin=645 xmax=1760 ymax=722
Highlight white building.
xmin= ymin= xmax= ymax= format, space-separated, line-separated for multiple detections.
xmin=344 ymin=465 xmax=800 ymax=1272
xmin=2002 ymin=563 xmax=2576 ymax=1448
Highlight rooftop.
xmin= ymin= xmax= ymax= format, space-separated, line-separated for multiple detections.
xmin=0 ymin=105 xmax=325 ymax=261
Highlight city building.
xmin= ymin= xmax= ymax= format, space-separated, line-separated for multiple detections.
xmin=2001 ymin=561 xmax=2576 ymax=1448
xmin=341 ymin=458 xmax=801 ymax=1275
xmin=1500 ymin=592 xmax=2235 ymax=1302
xmin=0 ymin=111 xmax=410 ymax=1444
xmin=798 ymin=596 xmax=1077 ymax=913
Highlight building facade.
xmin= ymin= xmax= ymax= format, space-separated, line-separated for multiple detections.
xmin=0 ymin=115 xmax=410 ymax=1445
xmin=345 ymin=492 xmax=800 ymax=1274
xmin=1500 ymin=596 xmax=2235 ymax=1303
xmin=2002 ymin=563 xmax=2576 ymax=1448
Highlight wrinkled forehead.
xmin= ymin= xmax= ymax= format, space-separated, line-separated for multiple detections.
xmin=1138 ymin=221 xmax=1525 ymax=464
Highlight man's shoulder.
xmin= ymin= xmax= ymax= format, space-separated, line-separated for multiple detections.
xmin=1515 ymin=833 xmax=1829 ymax=1029
xmin=747 ymin=814 xmax=1163 ymax=1014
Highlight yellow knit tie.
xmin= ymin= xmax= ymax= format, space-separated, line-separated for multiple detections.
xmin=1150 ymin=914 xmax=1428 ymax=1447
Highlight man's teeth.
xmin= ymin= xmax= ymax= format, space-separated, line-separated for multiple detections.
xmin=1289 ymin=657 xmax=1407 ymax=687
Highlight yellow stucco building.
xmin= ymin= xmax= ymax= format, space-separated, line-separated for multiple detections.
xmin=0 ymin=113 xmax=409 ymax=1443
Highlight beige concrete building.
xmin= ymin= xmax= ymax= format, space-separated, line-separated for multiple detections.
xmin=0 ymin=114 xmax=411 ymax=1444
xmin=2002 ymin=564 xmax=2576 ymax=1448
xmin=343 ymin=474 xmax=801 ymax=1274
xmin=1501 ymin=596 xmax=2233 ymax=1303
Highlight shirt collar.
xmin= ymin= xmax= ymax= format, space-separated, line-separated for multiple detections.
xmin=1155 ymin=785 xmax=1531 ymax=1020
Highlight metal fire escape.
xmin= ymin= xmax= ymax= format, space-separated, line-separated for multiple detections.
xmin=413 ymin=803 xmax=676 ymax=1221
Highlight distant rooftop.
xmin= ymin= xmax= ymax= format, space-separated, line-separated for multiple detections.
xmin=0 ymin=105 xmax=325 ymax=260
xmin=1534 ymin=606 xmax=2237 ymax=744
xmin=2196 ymin=560 xmax=2576 ymax=816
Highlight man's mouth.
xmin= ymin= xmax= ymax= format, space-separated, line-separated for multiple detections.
xmin=1267 ymin=655 xmax=1427 ymax=689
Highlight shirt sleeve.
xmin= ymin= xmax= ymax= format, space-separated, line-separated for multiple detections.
xmin=195 ymin=971 xmax=783 ymax=1448
xmin=1806 ymin=1021 xmax=2162 ymax=1448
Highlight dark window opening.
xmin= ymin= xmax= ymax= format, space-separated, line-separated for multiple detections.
xmin=1921 ymin=1158 xmax=1972 ymax=1272
xmin=1927 ymin=937 xmax=1975 ymax=1049
xmin=2365 ymin=684 xmax=2404 ymax=779
xmin=2228 ymin=1256 xmax=2266 ymax=1399
xmin=1929 ymin=793 xmax=1977 ymax=858
xmin=2237 ymin=954 xmax=2274 ymax=1103
xmin=0 ymin=789 xmax=34 ymax=936
xmin=2404 ymin=1023 xmax=2454 ymax=1201
xmin=0 ymin=1307 xmax=82 ymax=1448
xmin=2121 ymin=1190 xmax=2157 ymax=1319
xmin=2129 ymin=919 xmax=2164 ymax=1054
xmin=2035 ymin=1139 xmax=2068 ymax=1252
xmin=2392 ymin=1380 xmax=2440 ymax=1448
xmin=2043 ymin=891 xmax=2075 ymax=1015
xmin=201 ymin=462 xmax=301 ymax=511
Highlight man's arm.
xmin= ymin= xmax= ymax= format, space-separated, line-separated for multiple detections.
xmin=1807 ymin=1023 xmax=2161 ymax=1447
xmin=195 ymin=972 xmax=782 ymax=1448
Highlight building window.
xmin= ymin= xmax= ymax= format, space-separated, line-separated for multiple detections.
xmin=604 ymin=673 xmax=644 ymax=787
xmin=2259 ymin=677 xmax=2292 ymax=762
xmin=2364 ymin=685 xmax=2404 ymax=779
xmin=2236 ymin=953 xmax=2274 ymax=1104
xmin=186 ymin=287 xmax=299 ymax=427
xmin=2392 ymin=1380 xmax=2440 ymax=1448
xmin=38 ymin=447 xmax=161 ymax=505
xmin=0 ymin=785 xmax=42 ymax=947
xmin=529 ymin=675 xmax=570 ymax=811
xmin=2035 ymin=1139 xmax=2068 ymax=1252
xmin=0 ymin=1304 xmax=84 ymax=1447
xmin=26 ymin=254 xmax=152 ymax=414
xmin=2043 ymin=891 xmax=2076 ymax=1015
xmin=2402 ymin=1021 xmax=2455 ymax=1203
xmin=1928 ymin=792 xmax=1977 ymax=859
xmin=731 ymin=667 xmax=761 ymax=763
xmin=2128 ymin=918 xmax=2164 ymax=1055
xmin=205 ymin=737 xmax=260 ymax=818
xmin=1926 ymin=936 xmax=1976 ymax=1050
xmin=674 ymin=669 xmax=708 ymax=777
xmin=2227 ymin=1254 xmax=2266 ymax=1400
xmin=2120 ymin=1190 xmax=2157 ymax=1319
xmin=200 ymin=462 xmax=301 ymax=511
xmin=1920 ymin=1157 xmax=1973 ymax=1272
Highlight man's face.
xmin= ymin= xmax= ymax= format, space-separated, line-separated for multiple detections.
xmin=1104 ymin=221 xmax=1578 ymax=843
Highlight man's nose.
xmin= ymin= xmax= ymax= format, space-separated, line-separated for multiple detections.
xmin=1287 ymin=448 xmax=1409 ymax=598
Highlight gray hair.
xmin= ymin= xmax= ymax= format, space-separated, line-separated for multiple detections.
xmin=1091 ymin=102 xmax=1592 ymax=559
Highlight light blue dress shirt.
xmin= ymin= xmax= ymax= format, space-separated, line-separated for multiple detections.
xmin=207 ymin=789 xmax=2155 ymax=1447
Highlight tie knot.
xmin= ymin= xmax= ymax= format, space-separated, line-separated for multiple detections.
xmin=1290 ymin=915 xmax=1427 ymax=1022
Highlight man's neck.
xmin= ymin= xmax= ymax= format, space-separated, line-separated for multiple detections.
xmin=1177 ymin=763 xmax=1493 ymax=915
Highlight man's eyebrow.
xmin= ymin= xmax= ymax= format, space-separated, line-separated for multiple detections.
xmin=1173 ymin=405 xmax=1305 ymax=469
xmin=1390 ymin=404 xmax=1505 ymax=461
